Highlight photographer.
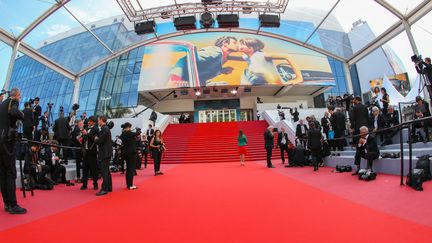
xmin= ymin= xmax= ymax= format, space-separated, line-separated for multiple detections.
xmin=43 ymin=140 xmax=69 ymax=185
xmin=0 ymin=88 xmax=26 ymax=214
xmin=135 ymin=128 xmax=143 ymax=170
xmin=141 ymin=134 xmax=149 ymax=168
xmin=32 ymin=97 xmax=42 ymax=127
xmin=290 ymin=107 xmax=299 ymax=123
xmin=22 ymin=101 xmax=35 ymax=141
xmin=53 ymin=112 xmax=71 ymax=163
xmin=24 ymin=144 xmax=53 ymax=190
xmin=81 ymin=112 xmax=88 ymax=129
xmin=80 ymin=116 xmax=99 ymax=190
xmin=40 ymin=111 xmax=50 ymax=141
xmin=119 ymin=122 xmax=139 ymax=190
xmin=70 ymin=120 xmax=84 ymax=183
xmin=412 ymin=96 xmax=431 ymax=143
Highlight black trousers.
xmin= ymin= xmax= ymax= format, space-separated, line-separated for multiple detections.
xmin=82 ymin=152 xmax=98 ymax=186
xmin=310 ymin=149 xmax=321 ymax=169
xmin=23 ymin=126 xmax=33 ymax=141
xmin=412 ymin=122 xmax=429 ymax=141
xmin=99 ymin=158 xmax=112 ymax=192
xmin=0 ymin=144 xmax=18 ymax=207
xmin=334 ymin=130 xmax=345 ymax=151
xmin=136 ymin=152 xmax=142 ymax=170
xmin=50 ymin=164 xmax=66 ymax=183
xmin=125 ymin=154 xmax=137 ymax=188
xmin=353 ymin=129 xmax=360 ymax=146
xmin=384 ymin=127 xmax=398 ymax=143
xmin=354 ymin=148 xmax=377 ymax=170
xmin=57 ymin=139 xmax=69 ymax=161
xmin=152 ymin=150 xmax=162 ymax=173
xmin=75 ymin=154 xmax=83 ymax=180
xmin=265 ymin=146 xmax=273 ymax=167
xmin=279 ymin=144 xmax=288 ymax=163
xmin=143 ymin=151 xmax=148 ymax=168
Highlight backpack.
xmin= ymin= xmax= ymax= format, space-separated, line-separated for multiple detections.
xmin=358 ymin=169 xmax=377 ymax=181
xmin=415 ymin=155 xmax=432 ymax=181
xmin=406 ymin=169 xmax=424 ymax=191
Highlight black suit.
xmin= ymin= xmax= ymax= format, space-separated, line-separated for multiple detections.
xmin=120 ymin=131 xmax=138 ymax=188
xmin=354 ymin=135 xmax=379 ymax=170
xmin=95 ymin=124 xmax=113 ymax=192
xmin=384 ymin=111 xmax=399 ymax=144
xmin=53 ymin=117 xmax=71 ymax=161
xmin=290 ymin=110 xmax=299 ymax=123
xmin=70 ymin=126 xmax=84 ymax=180
xmin=82 ymin=125 xmax=99 ymax=188
xmin=0 ymin=98 xmax=24 ymax=208
xmin=321 ymin=116 xmax=331 ymax=138
xmin=264 ymin=130 xmax=274 ymax=167
xmin=44 ymin=148 xmax=67 ymax=183
xmin=295 ymin=124 xmax=308 ymax=147
xmin=277 ymin=131 xmax=289 ymax=163
xmin=307 ymin=128 xmax=322 ymax=170
xmin=412 ymin=101 xmax=431 ymax=141
xmin=351 ymin=103 xmax=369 ymax=144
xmin=330 ymin=111 xmax=346 ymax=150
xmin=33 ymin=104 xmax=42 ymax=127
xmin=369 ymin=114 xmax=386 ymax=142
xmin=23 ymin=107 xmax=34 ymax=140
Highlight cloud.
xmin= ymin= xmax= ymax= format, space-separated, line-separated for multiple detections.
xmin=10 ymin=25 xmax=25 ymax=33
xmin=67 ymin=0 xmax=123 ymax=24
xmin=45 ymin=24 xmax=71 ymax=36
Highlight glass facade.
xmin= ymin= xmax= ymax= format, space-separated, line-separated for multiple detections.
xmin=9 ymin=17 xmax=352 ymax=117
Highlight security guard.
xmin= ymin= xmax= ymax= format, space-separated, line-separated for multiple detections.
xmin=0 ymin=88 xmax=27 ymax=214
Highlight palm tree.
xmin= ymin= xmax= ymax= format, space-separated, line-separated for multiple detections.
xmin=103 ymin=104 xmax=132 ymax=118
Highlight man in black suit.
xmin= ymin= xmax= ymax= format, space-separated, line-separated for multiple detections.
xmin=290 ymin=107 xmax=299 ymax=123
xmin=0 ymin=88 xmax=27 ymax=214
xmin=80 ymin=116 xmax=99 ymax=190
xmin=329 ymin=107 xmax=346 ymax=151
xmin=81 ymin=112 xmax=89 ymax=130
xmin=264 ymin=126 xmax=275 ymax=168
xmin=22 ymin=102 xmax=35 ymax=141
xmin=295 ymin=119 xmax=308 ymax=148
xmin=70 ymin=120 xmax=84 ymax=183
xmin=277 ymin=127 xmax=289 ymax=164
xmin=369 ymin=106 xmax=386 ymax=144
xmin=43 ymin=140 xmax=68 ymax=184
xmin=94 ymin=116 xmax=113 ymax=196
xmin=350 ymin=96 xmax=369 ymax=145
xmin=32 ymin=97 xmax=42 ymax=127
xmin=53 ymin=113 xmax=71 ymax=162
xmin=412 ymin=96 xmax=431 ymax=142
xmin=40 ymin=111 xmax=50 ymax=141
xmin=307 ymin=122 xmax=323 ymax=171
xmin=382 ymin=106 xmax=399 ymax=146
xmin=149 ymin=110 xmax=157 ymax=126
xmin=352 ymin=126 xmax=379 ymax=175
xmin=146 ymin=124 xmax=154 ymax=143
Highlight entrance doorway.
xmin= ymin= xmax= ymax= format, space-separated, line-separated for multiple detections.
xmin=198 ymin=109 xmax=237 ymax=123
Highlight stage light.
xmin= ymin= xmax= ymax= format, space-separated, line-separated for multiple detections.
xmin=231 ymin=87 xmax=238 ymax=95
xmin=161 ymin=11 xmax=170 ymax=19
xmin=174 ymin=16 xmax=197 ymax=30
xmin=173 ymin=90 xmax=178 ymax=98
xmin=259 ymin=14 xmax=280 ymax=28
xmin=194 ymin=89 xmax=201 ymax=96
xmin=213 ymin=87 xmax=218 ymax=92
xmin=200 ymin=12 xmax=214 ymax=28
xmin=134 ymin=20 xmax=155 ymax=35
xmin=217 ymin=14 xmax=239 ymax=28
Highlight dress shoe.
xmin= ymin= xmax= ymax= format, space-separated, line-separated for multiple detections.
xmin=128 ymin=186 xmax=138 ymax=190
xmin=268 ymin=165 xmax=275 ymax=168
xmin=93 ymin=184 xmax=99 ymax=190
xmin=6 ymin=205 xmax=27 ymax=214
xmin=80 ymin=185 xmax=87 ymax=190
xmin=313 ymin=167 xmax=318 ymax=171
xmin=96 ymin=190 xmax=108 ymax=196
xmin=158 ymin=172 xmax=164 ymax=175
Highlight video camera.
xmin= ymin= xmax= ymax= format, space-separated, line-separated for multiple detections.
xmin=412 ymin=54 xmax=426 ymax=74
xmin=72 ymin=103 xmax=80 ymax=111
xmin=59 ymin=106 xmax=64 ymax=113
xmin=107 ymin=121 xmax=115 ymax=130
xmin=0 ymin=90 xmax=9 ymax=96
xmin=47 ymin=102 xmax=54 ymax=109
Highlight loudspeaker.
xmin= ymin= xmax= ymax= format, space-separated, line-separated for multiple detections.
xmin=134 ymin=21 xmax=155 ymax=35
xmin=217 ymin=14 xmax=239 ymax=28
xmin=259 ymin=14 xmax=280 ymax=28
xmin=174 ymin=16 xmax=197 ymax=30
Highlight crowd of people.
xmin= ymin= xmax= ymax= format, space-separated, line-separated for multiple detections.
xmin=0 ymin=88 xmax=167 ymax=215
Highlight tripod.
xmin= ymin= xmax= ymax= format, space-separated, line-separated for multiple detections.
xmin=18 ymin=140 xmax=34 ymax=198
xmin=418 ymin=72 xmax=432 ymax=101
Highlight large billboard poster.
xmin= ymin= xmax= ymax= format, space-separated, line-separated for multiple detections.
xmin=138 ymin=32 xmax=335 ymax=91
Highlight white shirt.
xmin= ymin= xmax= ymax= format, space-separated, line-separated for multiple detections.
xmin=301 ymin=125 xmax=305 ymax=134
xmin=281 ymin=133 xmax=286 ymax=145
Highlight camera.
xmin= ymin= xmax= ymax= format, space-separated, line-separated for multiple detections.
xmin=47 ymin=102 xmax=54 ymax=109
xmin=107 ymin=121 xmax=115 ymax=130
xmin=72 ymin=103 xmax=80 ymax=111
xmin=59 ymin=106 xmax=64 ymax=113
xmin=0 ymin=90 xmax=9 ymax=96
xmin=28 ymin=98 xmax=34 ymax=105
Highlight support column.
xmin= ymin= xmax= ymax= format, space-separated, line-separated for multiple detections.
xmin=344 ymin=63 xmax=354 ymax=94
xmin=72 ymin=76 xmax=80 ymax=105
xmin=3 ymin=41 xmax=20 ymax=90
xmin=403 ymin=20 xmax=419 ymax=55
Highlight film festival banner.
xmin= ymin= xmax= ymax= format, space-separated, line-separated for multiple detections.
xmin=138 ymin=32 xmax=336 ymax=91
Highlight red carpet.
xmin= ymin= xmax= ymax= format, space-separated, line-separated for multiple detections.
xmin=163 ymin=121 xmax=279 ymax=164
xmin=1 ymin=162 xmax=432 ymax=243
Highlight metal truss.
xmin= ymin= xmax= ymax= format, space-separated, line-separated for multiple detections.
xmin=117 ymin=0 xmax=289 ymax=22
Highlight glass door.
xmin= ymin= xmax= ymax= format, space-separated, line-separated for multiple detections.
xmin=199 ymin=109 xmax=237 ymax=123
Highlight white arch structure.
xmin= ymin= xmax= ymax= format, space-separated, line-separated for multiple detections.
xmin=1 ymin=0 xmax=432 ymax=102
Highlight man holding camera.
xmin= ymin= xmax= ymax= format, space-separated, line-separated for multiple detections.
xmin=81 ymin=116 xmax=99 ymax=190
xmin=0 ymin=88 xmax=27 ymax=214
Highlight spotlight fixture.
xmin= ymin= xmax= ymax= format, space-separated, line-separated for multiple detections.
xmin=200 ymin=12 xmax=214 ymax=28
xmin=134 ymin=20 xmax=155 ymax=35
xmin=174 ymin=16 xmax=197 ymax=30
xmin=161 ymin=11 xmax=170 ymax=19
xmin=230 ymin=87 xmax=239 ymax=95
xmin=217 ymin=14 xmax=239 ymax=28
xmin=213 ymin=87 xmax=218 ymax=92
xmin=259 ymin=14 xmax=280 ymax=28
xmin=173 ymin=90 xmax=178 ymax=98
xmin=194 ymin=89 xmax=201 ymax=96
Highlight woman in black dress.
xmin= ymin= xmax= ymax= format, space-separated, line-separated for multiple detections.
xmin=150 ymin=130 xmax=166 ymax=176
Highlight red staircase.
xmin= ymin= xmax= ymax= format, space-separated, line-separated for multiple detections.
xmin=161 ymin=121 xmax=279 ymax=164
